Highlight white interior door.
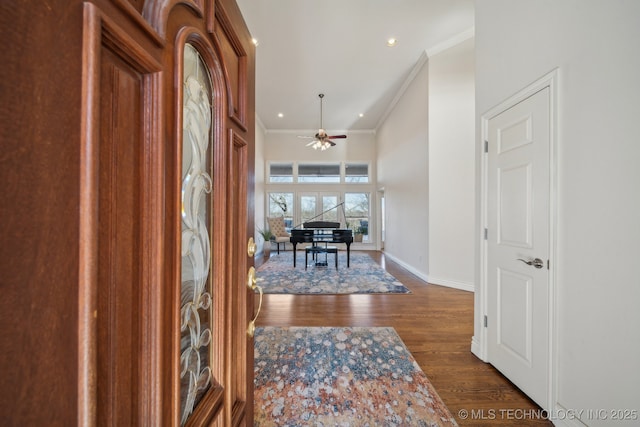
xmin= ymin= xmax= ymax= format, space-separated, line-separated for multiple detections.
xmin=486 ymin=87 xmax=550 ymax=408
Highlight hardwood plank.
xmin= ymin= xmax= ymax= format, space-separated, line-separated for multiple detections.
xmin=254 ymin=251 xmax=553 ymax=426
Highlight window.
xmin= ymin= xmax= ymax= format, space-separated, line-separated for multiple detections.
xmin=345 ymin=163 xmax=369 ymax=183
xmin=344 ymin=192 xmax=370 ymax=241
xmin=269 ymin=163 xmax=293 ymax=183
xmin=299 ymin=194 xmax=317 ymax=223
xmin=298 ymin=163 xmax=340 ymax=183
xmin=265 ymin=162 xmax=375 ymax=244
xmin=268 ymin=162 xmax=368 ymax=183
xmin=322 ymin=195 xmax=339 ymax=222
xmin=268 ymin=192 xmax=294 ymax=230
xmin=299 ymin=193 xmax=340 ymax=224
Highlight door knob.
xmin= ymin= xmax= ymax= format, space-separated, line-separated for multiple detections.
xmin=247 ymin=237 xmax=257 ymax=257
xmin=517 ymin=258 xmax=544 ymax=269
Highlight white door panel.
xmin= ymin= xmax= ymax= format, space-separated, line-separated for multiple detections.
xmin=487 ymin=87 xmax=550 ymax=408
xmin=498 ymin=163 xmax=532 ymax=247
xmin=497 ymin=268 xmax=533 ymax=365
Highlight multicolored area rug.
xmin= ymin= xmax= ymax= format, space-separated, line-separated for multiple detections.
xmin=256 ymin=252 xmax=411 ymax=294
xmin=254 ymin=326 xmax=458 ymax=426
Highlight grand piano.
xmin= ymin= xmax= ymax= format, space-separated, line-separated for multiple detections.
xmin=290 ymin=221 xmax=354 ymax=268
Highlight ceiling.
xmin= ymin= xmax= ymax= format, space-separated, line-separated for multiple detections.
xmin=235 ymin=0 xmax=474 ymax=133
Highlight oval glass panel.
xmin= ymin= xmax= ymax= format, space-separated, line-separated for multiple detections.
xmin=179 ymin=43 xmax=214 ymax=425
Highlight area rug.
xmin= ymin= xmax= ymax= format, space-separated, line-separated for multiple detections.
xmin=254 ymin=326 xmax=458 ymax=426
xmin=256 ymin=252 xmax=411 ymax=294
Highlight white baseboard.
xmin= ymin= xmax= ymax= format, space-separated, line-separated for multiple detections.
xmin=382 ymin=253 xmax=476 ymax=292
xmin=427 ymin=275 xmax=475 ymax=292
xmin=470 ymin=336 xmax=484 ymax=361
xmin=382 ymin=252 xmax=429 ymax=282
xmin=548 ymin=404 xmax=590 ymax=427
xmin=384 ymin=252 xmax=429 ymax=282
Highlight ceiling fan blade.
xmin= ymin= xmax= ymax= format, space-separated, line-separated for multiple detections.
xmin=306 ymin=140 xmax=319 ymax=146
xmin=327 ymin=140 xmax=337 ymax=146
xmin=328 ymin=135 xmax=347 ymax=139
xmin=298 ymin=135 xmax=314 ymax=139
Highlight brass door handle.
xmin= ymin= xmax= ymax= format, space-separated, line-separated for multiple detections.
xmin=246 ymin=266 xmax=263 ymax=337
xmin=247 ymin=265 xmax=257 ymax=289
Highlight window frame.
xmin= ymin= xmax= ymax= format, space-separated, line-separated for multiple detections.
xmin=268 ymin=162 xmax=294 ymax=183
xmin=266 ymin=161 xmax=371 ymax=184
xmin=344 ymin=162 xmax=370 ymax=183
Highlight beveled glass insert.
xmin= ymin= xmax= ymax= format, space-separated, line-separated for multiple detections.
xmin=179 ymin=43 xmax=214 ymax=425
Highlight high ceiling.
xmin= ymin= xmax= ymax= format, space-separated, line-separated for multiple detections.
xmin=235 ymin=0 xmax=474 ymax=133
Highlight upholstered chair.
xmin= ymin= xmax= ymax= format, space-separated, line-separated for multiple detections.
xmin=267 ymin=216 xmax=290 ymax=254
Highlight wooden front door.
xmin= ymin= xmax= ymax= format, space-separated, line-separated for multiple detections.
xmin=58 ymin=0 xmax=254 ymax=425
xmin=1 ymin=0 xmax=254 ymax=424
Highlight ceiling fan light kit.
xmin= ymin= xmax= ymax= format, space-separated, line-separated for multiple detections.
xmin=298 ymin=93 xmax=347 ymax=150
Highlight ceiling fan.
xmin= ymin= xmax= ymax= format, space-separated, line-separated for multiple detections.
xmin=298 ymin=93 xmax=347 ymax=150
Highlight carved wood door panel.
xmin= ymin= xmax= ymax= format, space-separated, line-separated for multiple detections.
xmin=83 ymin=1 xmax=255 ymax=425
xmin=97 ymin=47 xmax=144 ymax=427
xmin=167 ymin=3 xmax=255 ymax=423
xmin=84 ymin=4 xmax=165 ymax=425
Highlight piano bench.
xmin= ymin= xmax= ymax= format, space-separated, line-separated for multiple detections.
xmin=304 ymin=245 xmax=338 ymax=270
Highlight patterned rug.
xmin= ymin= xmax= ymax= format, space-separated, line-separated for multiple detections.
xmin=256 ymin=251 xmax=411 ymax=294
xmin=254 ymin=326 xmax=458 ymax=426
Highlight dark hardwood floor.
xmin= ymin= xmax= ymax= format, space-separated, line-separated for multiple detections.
xmin=254 ymin=251 xmax=553 ymax=426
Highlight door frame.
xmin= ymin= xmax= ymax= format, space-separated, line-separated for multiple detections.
xmin=475 ymin=69 xmax=559 ymax=412
xmin=378 ymin=188 xmax=385 ymax=251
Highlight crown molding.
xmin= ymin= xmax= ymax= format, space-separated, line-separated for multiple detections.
xmin=375 ymin=26 xmax=475 ymax=132
xmin=255 ymin=113 xmax=266 ymax=133
xmin=375 ymin=50 xmax=429 ymax=132
xmin=264 ymin=129 xmax=375 ymax=135
xmin=426 ymin=26 xmax=475 ymax=57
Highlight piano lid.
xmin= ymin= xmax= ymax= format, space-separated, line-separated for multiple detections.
xmin=302 ymin=221 xmax=341 ymax=229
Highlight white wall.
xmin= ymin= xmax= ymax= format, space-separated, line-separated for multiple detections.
xmin=475 ymin=1 xmax=640 ymax=423
xmin=428 ymin=37 xmax=475 ymax=291
xmin=377 ymin=39 xmax=476 ymax=285
xmin=263 ymin=130 xmax=376 ymax=164
xmin=377 ymin=57 xmax=430 ymax=279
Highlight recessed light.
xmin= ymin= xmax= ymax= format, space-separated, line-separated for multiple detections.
xmin=387 ymin=38 xmax=398 ymax=47
xmin=252 ymin=38 xmax=259 ymax=46
xmin=277 ymin=113 xmax=284 ymax=118
xmin=359 ymin=113 xmax=364 ymax=118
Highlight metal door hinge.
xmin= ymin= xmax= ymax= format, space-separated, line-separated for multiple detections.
xmin=484 ymin=228 xmax=488 ymax=240
xmin=547 ymin=259 xmax=550 ymax=270
xmin=484 ymin=140 xmax=488 ymax=153
xmin=484 ymin=315 xmax=488 ymax=328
